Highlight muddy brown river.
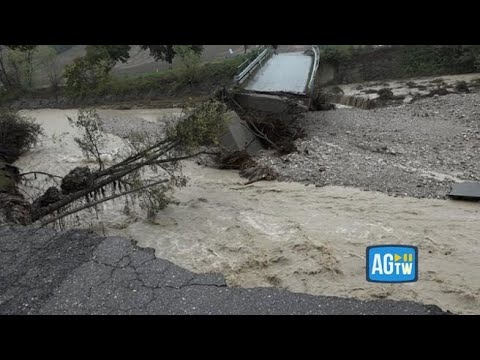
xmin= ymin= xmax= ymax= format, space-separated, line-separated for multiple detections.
xmin=14 ymin=109 xmax=480 ymax=314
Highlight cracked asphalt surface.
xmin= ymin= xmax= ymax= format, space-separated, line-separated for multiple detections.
xmin=0 ymin=226 xmax=447 ymax=315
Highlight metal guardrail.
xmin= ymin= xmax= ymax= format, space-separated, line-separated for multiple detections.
xmin=233 ymin=45 xmax=320 ymax=96
xmin=236 ymin=47 xmax=265 ymax=72
xmin=307 ymin=45 xmax=320 ymax=94
xmin=233 ymin=46 xmax=272 ymax=85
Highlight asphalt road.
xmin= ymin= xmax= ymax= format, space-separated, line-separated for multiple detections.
xmin=0 ymin=225 xmax=448 ymax=315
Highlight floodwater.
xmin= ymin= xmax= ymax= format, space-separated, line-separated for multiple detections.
xmin=14 ymin=109 xmax=480 ymax=315
xmin=339 ymin=72 xmax=480 ymax=100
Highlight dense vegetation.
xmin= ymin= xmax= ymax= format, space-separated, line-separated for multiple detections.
xmin=0 ymin=45 xmax=249 ymax=106
xmin=99 ymin=55 xmax=247 ymax=97
xmin=320 ymin=45 xmax=480 ymax=84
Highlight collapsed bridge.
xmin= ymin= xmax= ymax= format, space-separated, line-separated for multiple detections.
xmin=219 ymin=46 xmax=320 ymax=156
xmin=232 ymin=45 xmax=320 ymax=112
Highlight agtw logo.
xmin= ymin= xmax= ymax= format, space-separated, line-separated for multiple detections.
xmin=366 ymin=245 xmax=418 ymax=283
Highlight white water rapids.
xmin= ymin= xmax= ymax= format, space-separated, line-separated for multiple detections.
xmin=13 ymin=109 xmax=480 ymax=314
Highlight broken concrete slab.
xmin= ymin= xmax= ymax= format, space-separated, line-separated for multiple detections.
xmin=219 ymin=111 xmax=264 ymax=155
xmin=448 ymin=182 xmax=480 ymax=200
xmin=234 ymin=93 xmax=292 ymax=113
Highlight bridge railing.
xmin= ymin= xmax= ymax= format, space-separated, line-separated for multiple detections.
xmin=307 ymin=45 xmax=320 ymax=94
xmin=233 ymin=45 xmax=272 ymax=85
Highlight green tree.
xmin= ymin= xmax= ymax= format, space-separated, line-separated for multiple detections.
xmin=36 ymin=45 xmax=62 ymax=89
xmin=68 ymin=109 xmax=106 ymax=170
xmin=0 ymin=45 xmax=38 ymax=90
xmin=85 ymin=45 xmax=204 ymax=65
xmin=141 ymin=45 xmax=203 ymax=63
xmin=63 ymin=45 xmax=204 ymax=97
xmin=64 ymin=46 xmax=115 ymax=97
xmin=87 ymin=45 xmax=131 ymax=63
xmin=172 ymin=45 xmax=202 ymax=85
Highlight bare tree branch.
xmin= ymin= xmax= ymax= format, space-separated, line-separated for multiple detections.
xmin=18 ymin=171 xmax=63 ymax=179
xmin=31 ymin=148 xmax=212 ymax=221
xmin=16 ymin=186 xmax=35 ymax=201
xmin=40 ymin=178 xmax=169 ymax=226
xmin=241 ymin=120 xmax=280 ymax=150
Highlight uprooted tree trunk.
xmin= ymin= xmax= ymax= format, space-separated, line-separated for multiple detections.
xmin=239 ymin=108 xmax=306 ymax=155
xmin=218 ymin=150 xmax=278 ymax=185
xmin=30 ymin=137 xmax=185 ymax=225
xmin=214 ymin=87 xmax=307 ymax=155
xmin=0 ymin=159 xmax=32 ymax=225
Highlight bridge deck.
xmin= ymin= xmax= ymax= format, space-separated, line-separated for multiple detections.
xmin=244 ymin=52 xmax=313 ymax=95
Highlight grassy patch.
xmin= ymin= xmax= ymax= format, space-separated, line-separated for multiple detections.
xmin=1 ymin=54 xmax=249 ymax=105
xmin=100 ymin=55 xmax=248 ymax=98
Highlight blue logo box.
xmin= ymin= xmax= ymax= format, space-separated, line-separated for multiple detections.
xmin=366 ymin=245 xmax=418 ymax=283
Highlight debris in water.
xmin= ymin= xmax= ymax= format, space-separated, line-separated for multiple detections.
xmin=240 ymin=165 xmax=277 ymax=185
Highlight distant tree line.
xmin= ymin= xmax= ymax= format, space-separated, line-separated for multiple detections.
xmin=62 ymin=45 xmax=204 ymax=97
xmin=0 ymin=45 xmax=204 ymax=96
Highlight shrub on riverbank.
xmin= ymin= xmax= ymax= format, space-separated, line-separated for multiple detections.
xmin=0 ymin=112 xmax=42 ymax=163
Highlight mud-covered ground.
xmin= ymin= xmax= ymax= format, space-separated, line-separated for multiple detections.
xmin=257 ymin=93 xmax=480 ymax=199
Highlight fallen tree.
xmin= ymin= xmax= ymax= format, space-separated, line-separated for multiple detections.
xmin=1 ymin=99 xmax=228 ymax=226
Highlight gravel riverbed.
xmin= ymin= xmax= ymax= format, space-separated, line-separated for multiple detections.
xmin=257 ymin=93 xmax=480 ymax=199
